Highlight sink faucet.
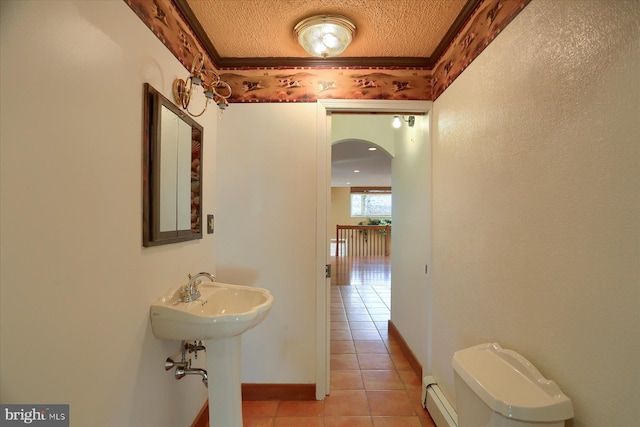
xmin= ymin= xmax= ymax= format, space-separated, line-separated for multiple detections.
xmin=181 ymin=272 xmax=216 ymax=302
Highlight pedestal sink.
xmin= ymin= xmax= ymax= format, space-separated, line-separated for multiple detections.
xmin=150 ymin=281 xmax=273 ymax=427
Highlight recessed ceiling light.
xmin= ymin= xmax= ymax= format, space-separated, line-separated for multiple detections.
xmin=353 ymin=170 xmax=360 ymax=173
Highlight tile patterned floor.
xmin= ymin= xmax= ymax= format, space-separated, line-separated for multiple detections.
xmin=241 ymin=278 xmax=436 ymax=427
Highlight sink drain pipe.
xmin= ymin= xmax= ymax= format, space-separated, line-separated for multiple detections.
xmin=164 ymin=340 xmax=208 ymax=388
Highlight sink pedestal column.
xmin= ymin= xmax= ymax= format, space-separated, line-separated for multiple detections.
xmin=205 ymin=336 xmax=243 ymax=427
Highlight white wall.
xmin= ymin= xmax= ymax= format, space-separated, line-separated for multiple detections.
xmin=431 ymin=1 xmax=640 ymax=426
xmin=0 ymin=1 xmax=218 ymax=425
xmin=390 ymin=116 xmax=432 ymax=371
xmin=214 ymin=103 xmax=319 ymax=383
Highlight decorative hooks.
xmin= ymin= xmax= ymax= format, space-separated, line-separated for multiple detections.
xmin=173 ymin=52 xmax=232 ymax=117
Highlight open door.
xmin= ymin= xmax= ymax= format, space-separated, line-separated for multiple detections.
xmin=315 ymin=99 xmax=431 ymax=399
xmin=315 ymin=102 xmax=332 ymax=399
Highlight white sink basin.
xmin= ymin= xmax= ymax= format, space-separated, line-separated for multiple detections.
xmin=150 ymin=282 xmax=273 ymax=340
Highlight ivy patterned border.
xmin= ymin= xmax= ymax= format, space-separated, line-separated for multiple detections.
xmin=125 ymin=0 xmax=529 ymax=102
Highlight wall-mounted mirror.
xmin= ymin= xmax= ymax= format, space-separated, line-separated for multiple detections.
xmin=143 ymin=83 xmax=203 ymax=246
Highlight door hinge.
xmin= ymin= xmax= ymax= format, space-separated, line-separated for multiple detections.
xmin=325 ymin=264 xmax=331 ymax=278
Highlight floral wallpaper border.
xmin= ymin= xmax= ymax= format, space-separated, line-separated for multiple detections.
xmin=125 ymin=0 xmax=529 ymax=102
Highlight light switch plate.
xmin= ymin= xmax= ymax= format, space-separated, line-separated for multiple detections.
xmin=207 ymin=214 xmax=214 ymax=234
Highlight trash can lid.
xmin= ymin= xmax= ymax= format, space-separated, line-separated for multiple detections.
xmin=452 ymin=343 xmax=574 ymax=422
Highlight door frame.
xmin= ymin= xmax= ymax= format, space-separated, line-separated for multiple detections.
xmin=315 ymin=99 xmax=432 ymax=399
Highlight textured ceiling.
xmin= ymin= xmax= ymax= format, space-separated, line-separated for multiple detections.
xmin=180 ymin=0 xmax=474 ymax=68
xmin=174 ymin=0 xmax=467 ymax=185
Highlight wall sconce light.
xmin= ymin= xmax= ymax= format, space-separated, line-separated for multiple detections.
xmin=173 ymin=52 xmax=232 ymax=117
xmin=294 ymin=15 xmax=356 ymax=58
xmin=393 ymin=115 xmax=415 ymax=128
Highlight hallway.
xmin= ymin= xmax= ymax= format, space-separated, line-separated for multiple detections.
xmin=241 ymin=256 xmax=436 ymax=426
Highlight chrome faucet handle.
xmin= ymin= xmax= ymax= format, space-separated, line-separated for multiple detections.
xmin=189 ymin=289 xmax=201 ymax=301
xmin=180 ymin=272 xmax=214 ymax=302
xmin=180 ymin=278 xmax=199 ymax=302
xmin=182 ymin=274 xmax=193 ymax=293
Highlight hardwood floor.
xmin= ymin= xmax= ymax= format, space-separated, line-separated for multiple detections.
xmin=330 ymin=255 xmax=391 ymax=287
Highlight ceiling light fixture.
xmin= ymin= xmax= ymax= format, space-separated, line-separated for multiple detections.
xmin=393 ymin=115 xmax=415 ymax=128
xmin=173 ymin=52 xmax=232 ymax=117
xmin=294 ymin=15 xmax=356 ymax=58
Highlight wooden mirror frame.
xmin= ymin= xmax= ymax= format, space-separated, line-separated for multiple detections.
xmin=143 ymin=83 xmax=203 ymax=247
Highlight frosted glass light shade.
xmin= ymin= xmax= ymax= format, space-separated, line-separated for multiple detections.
xmin=295 ymin=15 xmax=356 ymax=58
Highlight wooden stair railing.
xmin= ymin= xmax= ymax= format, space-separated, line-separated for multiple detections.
xmin=335 ymin=225 xmax=391 ymax=257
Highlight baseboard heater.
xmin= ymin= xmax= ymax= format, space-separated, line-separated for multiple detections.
xmin=422 ymin=375 xmax=458 ymax=427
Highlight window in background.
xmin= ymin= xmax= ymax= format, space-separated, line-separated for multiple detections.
xmin=350 ymin=187 xmax=392 ymax=217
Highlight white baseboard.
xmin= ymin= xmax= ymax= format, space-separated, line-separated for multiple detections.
xmin=423 ymin=375 xmax=458 ymax=427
